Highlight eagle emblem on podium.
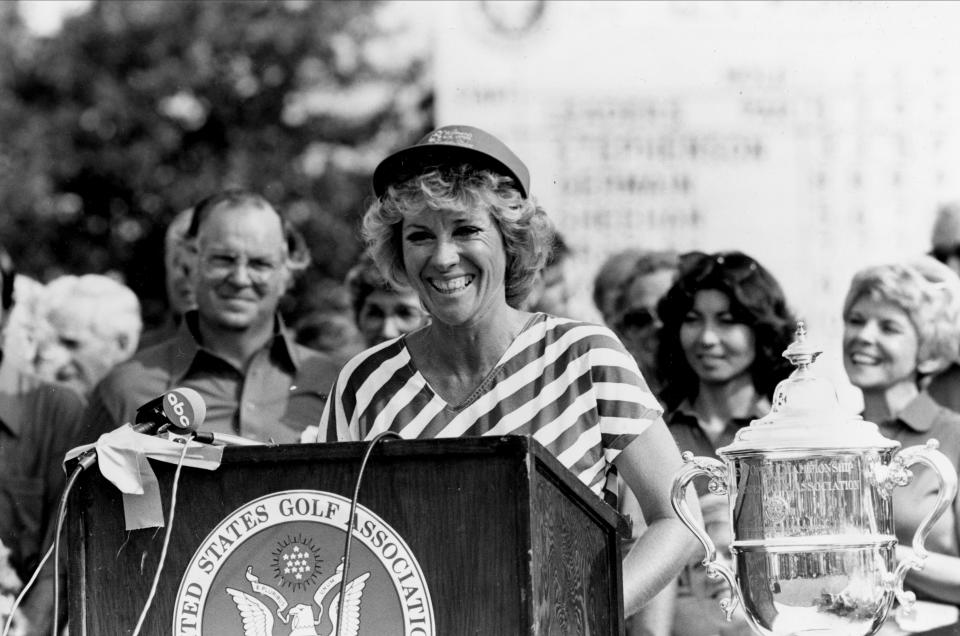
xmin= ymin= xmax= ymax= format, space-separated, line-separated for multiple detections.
xmin=225 ymin=559 xmax=370 ymax=636
xmin=173 ymin=491 xmax=435 ymax=635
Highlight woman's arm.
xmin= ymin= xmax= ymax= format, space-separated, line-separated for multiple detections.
xmin=630 ymin=578 xmax=677 ymax=636
xmin=614 ymin=418 xmax=704 ymax=617
xmin=894 ymin=439 xmax=960 ymax=605
xmin=619 ymin=483 xmax=676 ymax=636
xmin=896 ymin=544 xmax=960 ymax=604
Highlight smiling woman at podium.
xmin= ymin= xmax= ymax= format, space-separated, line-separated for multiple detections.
xmin=316 ymin=124 xmax=702 ymax=617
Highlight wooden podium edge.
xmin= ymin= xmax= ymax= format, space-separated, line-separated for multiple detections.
xmin=523 ymin=437 xmax=629 ymax=537
xmin=234 ymin=436 xmax=628 ymax=534
xmin=521 ymin=437 xmax=628 ymax=636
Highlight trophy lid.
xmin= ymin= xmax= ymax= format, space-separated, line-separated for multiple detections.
xmin=718 ymin=322 xmax=898 ymax=457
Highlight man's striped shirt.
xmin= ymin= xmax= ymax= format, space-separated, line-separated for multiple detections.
xmin=321 ymin=313 xmax=663 ymax=497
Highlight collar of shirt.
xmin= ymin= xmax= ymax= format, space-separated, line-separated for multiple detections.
xmin=170 ymin=310 xmax=302 ymax=383
xmin=875 ymin=391 xmax=940 ymax=434
xmin=668 ymin=395 xmax=772 ymax=438
xmin=673 ymin=395 xmax=772 ymax=422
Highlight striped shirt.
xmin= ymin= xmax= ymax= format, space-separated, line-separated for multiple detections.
xmin=321 ymin=313 xmax=663 ymax=497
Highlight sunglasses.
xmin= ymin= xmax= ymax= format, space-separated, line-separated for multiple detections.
xmin=678 ymin=250 xmax=760 ymax=281
xmin=930 ymin=245 xmax=960 ymax=264
xmin=618 ymin=307 xmax=658 ymax=331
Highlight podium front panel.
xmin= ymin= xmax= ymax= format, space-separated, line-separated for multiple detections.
xmin=67 ymin=436 xmax=625 ymax=635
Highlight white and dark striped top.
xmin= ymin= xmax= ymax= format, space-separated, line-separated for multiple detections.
xmin=321 ymin=313 xmax=663 ymax=497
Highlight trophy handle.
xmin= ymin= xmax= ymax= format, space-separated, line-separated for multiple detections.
xmin=880 ymin=439 xmax=959 ymax=608
xmin=671 ymin=451 xmax=741 ymax=620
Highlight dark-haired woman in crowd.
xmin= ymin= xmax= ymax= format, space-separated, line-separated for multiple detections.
xmin=656 ymin=250 xmax=797 ymax=636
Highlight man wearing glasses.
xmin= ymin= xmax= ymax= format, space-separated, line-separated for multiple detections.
xmin=81 ymin=189 xmax=341 ymax=444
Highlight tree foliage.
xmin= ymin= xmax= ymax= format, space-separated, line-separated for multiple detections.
xmin=0 ymin=0 xmax=432 ymax=326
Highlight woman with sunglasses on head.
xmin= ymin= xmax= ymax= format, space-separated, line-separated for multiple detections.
xmin=606 ymin=249 xmax=681 ymax=636
xmin=842 ymin=258 xmax=960 ymax=631
xmin=656 ymin=250 xmax=796 ymax=636
xmin=318 ymin=124 xmax=702 ymax=623
xmin=612 ymin=250 xmax=680 ymax=397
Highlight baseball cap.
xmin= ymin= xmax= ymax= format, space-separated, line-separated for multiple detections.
xmin=373 ymin=125 xmax=530 ymax=198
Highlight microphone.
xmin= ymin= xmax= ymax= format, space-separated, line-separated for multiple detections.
xmin=77 ymin=388 xmax=208 ymax=469
xmin=135 ymin=387 xmax=207 ymax=435
xmin=133 ymin=388 xmax=261 ymax=446
xmin=192 ymin=430 xmax=264 ymax=446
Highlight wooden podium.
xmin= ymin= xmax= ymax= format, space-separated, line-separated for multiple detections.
xmin=67 ymin=436 xmax=628 ymax=635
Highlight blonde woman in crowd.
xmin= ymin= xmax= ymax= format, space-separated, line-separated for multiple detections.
xmin=842 ymin=258 xmax=960 ymax=633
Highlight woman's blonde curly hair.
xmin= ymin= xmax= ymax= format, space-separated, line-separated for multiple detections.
xmin=362 ymin=165 xmax=554 ymax=309
xmin=844 ymin=256 xmax=960 ymax=370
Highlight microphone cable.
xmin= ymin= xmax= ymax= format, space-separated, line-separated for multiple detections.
xmin=130 ymin=437 xmax=191 ymax=636
xmin=2 ymin=454 xmax=84 ymax=636
xmin=51 ymin=462 xmax=84 ymax=636
xmin=335 ymin=430 xmax=401 ymax=636
xmin=1 ymin=532 xmax=58 ymax=636
xmin=4 ymin=387 xmax=208 ymax=635
xmin=0 ymin=541 xmax=51 ymax=636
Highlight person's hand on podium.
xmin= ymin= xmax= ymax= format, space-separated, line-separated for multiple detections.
xmin=300 ymin=425 xmax=321 ymax=443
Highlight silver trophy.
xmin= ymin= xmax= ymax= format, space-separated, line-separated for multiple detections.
xmin=671 ymin=324 xmax=958 ymax=636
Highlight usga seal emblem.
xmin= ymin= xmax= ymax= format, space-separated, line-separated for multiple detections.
xmin=765 ymin=494 xmax=789 ymax=526
xmin=173 ymin=490 xmax=435 ymax=635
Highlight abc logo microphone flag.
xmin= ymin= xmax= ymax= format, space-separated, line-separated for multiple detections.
xmin=162 ymin=387 xmax=207 ymax=432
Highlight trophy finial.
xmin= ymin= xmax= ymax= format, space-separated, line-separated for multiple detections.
xmin=764 ymin=322 xmax=837 ymax=418
xmin=782 ymin=320 xmax=821 ymax=369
